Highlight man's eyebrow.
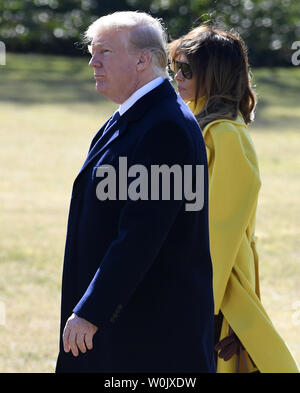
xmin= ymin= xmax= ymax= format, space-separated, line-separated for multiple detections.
xmin=93 ymin=42 xmax=112 ymax=49
xmin=88 ymin=42 xmax=112 ymax=54
xmin=93 ymin=42 xmax=104 ymax=48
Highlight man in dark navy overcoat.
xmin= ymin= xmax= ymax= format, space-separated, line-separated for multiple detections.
xmin=55 ymin=11 xmax=215 ymax=373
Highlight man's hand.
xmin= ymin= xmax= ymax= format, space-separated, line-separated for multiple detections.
xmin=63 ymin=313 xmax=99 ymax=357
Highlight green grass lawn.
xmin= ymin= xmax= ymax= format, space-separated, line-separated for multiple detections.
xmin=0 ymin=53 xmax=299 ymax=372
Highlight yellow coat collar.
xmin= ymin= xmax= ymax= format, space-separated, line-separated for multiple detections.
xmin=187 ymin=99 xmax=247 ymax=134
xmin=187 ymin=97 xmax=206 ymax=115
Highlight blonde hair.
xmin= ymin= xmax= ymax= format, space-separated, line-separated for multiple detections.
xmin=84 ymin=11 xmax=169 ymax=78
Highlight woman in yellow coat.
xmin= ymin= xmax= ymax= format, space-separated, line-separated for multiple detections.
xmin=169 ymin=25 xmax=299 ymax=373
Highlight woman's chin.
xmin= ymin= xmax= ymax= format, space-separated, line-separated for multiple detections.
xmin=176 ymin=88 xmax=190 ymax=102
xmin=179 ymin=93 xmax=192 ymax=102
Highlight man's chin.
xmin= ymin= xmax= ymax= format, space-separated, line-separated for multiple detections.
xmin=95 ymin=85 xmax=121 ymax=104
xmin=95 ymin=81 xmax=105 ymax=92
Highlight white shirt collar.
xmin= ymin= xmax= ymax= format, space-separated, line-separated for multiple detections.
xmin=119 ymin=77 xmax=164 ymax=116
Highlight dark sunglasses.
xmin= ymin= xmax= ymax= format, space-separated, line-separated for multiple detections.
xmin=171 ymin=60 xmax=193 ymax=79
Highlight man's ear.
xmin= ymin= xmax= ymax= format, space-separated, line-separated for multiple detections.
xmin=136 ymin=51 xmax=152 ymax=71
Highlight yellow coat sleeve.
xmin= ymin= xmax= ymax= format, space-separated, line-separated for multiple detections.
xmin=204 ymin=121 xmax=261 ymax=314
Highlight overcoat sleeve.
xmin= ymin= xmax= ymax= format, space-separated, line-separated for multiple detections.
xmin=73 ymin=121 xmax=200 ymax=328
xmin=204 ymin=121 xmax=261 ymax=314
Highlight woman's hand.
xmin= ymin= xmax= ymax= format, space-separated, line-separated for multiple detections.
xmin=215 ymin=326 xmax=244 ymax=361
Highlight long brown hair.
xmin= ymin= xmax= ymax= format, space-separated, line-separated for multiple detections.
xmin=168 ymin=25 xmax=256 ymax=129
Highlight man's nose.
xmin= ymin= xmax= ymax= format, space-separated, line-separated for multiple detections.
xmin=89 ymin=54 xmax=102 ymax=68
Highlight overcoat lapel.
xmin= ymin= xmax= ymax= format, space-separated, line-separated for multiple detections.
xmin=72 ymin=79 xmax=175 ymax=190
xmin=78 ymin=118 xmax=129 ymax=176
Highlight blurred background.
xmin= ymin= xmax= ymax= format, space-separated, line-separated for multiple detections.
xmin=0 ymin=0 xmax=299 ymax=372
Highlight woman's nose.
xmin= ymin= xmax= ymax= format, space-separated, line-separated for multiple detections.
xmin=174 ymin=69 xmax=184 ymax=82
